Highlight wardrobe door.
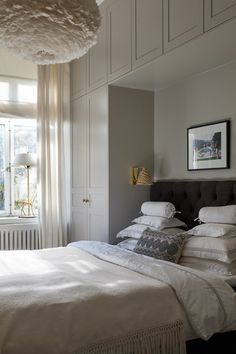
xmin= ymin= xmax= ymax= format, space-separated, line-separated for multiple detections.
xmin=87 ymin=86 xmax=109 ymax=242
xmin=132 ymin=0 xmax=163 ymax=69
xmin=71 ymin=96 xmax=88 ymax=241
xmin=107 ymin=0 xmax=132 ymax=81
xmin=88 ymin=2 xmax=107 ymax=91
xmin=164 ymin=0 xmax=203 ymax=52
xmin=205 ymin=0 xmax=236 ymax=31
xmin=71 ymin=55 xmax=87 ymax=99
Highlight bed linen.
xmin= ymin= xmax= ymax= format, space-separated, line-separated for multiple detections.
xmin=117 ymin=238 xmax=236 ymax=286
xmin=199 ymin=205 xmax=236 ymax=224
xmin=71 ymin=241 xmax=236 ymax=339
xmin=182 ymin=235 xmax=236 ymax=263
xmin=186 ymin=223 xmax=236 ymax=238
xmin=179 ymin=256 xmax=236 ymax=275
xmin=0 ymin=246 xmax=185 ymax=354
xmin=116 ymin=224 xmax=184 ymax=240
xmin=216 ymin=274 xmax=236 ymax=287
xmin=140 ymin=201 xmax=176 ymax=218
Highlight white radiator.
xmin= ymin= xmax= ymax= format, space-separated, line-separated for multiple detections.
xmin=0 ymin=223 xmax=40 ymax=250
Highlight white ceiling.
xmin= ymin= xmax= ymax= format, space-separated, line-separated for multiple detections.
xmin=113 ymin=17 xmax=236 ymax=92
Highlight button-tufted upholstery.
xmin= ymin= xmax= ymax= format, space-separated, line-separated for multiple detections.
xmin=150 ymin=181 xmax=236 ymax=229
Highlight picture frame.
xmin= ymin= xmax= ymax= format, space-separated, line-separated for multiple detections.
xmin=187 ymin=120 xmax=230 ymax=171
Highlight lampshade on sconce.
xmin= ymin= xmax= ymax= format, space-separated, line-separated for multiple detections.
xmin=0 ymin=0 xmax=101 ymax=64
xmin=130 ymin=166 xmax=153 ymax=186
xmin=136 ymin=167 xmax=153 ymax=185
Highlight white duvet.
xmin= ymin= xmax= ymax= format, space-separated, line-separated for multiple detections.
xmin=0 ymin=245 xmax=185 ymax=354
xmin=73 ymin=241 xmax=236 ymax=340
xmin=0 ymin=241 xmax=235 ymax=354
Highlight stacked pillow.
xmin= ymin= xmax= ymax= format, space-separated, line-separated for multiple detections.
xmin=179 ymin=205 xmax=236 ymax=276
xmin=117 ymin=202 xmax=187 ymax=262
xmin=133 ymin=227 xmax=186 ymax=263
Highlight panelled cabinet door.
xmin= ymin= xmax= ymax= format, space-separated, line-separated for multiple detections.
xmin=107 ymin=0 xmax=132 ymax=81
xmin=88 ymin=2 xmax=107 ymax=92
xmin=164 ymin=0 xmax=203 ymax=52
xmin=70 ymin=55 xmax=87 ymax=99
xmin=71 ymin=210 xmax=88 ymax=242
xmin=72 ymin=96 xmax=88 ymax=193
xmin=132 ymin=0 xmax=163 ymax=69
xmin=71 ymin=96 xmax=88 ymax=241
xmin=205 ymin=0 xmax=236 ymax=31
xmin=87 ymin=86 xmax=109 ymax=242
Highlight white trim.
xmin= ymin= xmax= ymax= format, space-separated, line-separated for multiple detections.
xmin=0 ymin=216 xmax=38 ymax=225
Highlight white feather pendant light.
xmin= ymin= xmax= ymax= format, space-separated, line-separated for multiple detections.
xmin=0 ymin=0 xmax=101 ymax=64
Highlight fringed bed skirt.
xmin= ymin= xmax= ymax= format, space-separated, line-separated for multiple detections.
xmin=77 ymin=320 xmax=186 ymax=354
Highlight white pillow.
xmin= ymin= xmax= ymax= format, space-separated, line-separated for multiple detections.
xmin=182 ymin=236 xmax=236 ymax=263
xmin=199 ymin=205 xmax=236 ymax=224
xmin=116 ymin=223 xmax=184 ymax=240
xmin=179 ymin=256 xmax=236 ymax=276
xmin=161 ymin=228 xmax=186 ymax=235
xmin=132 ymin=215 xmax=187 ymax=230
xmin=116 ymin=224 xmax=157 ymax=240
xmin=117 ymin=238 xmax=137 ymax=251
xmin=186 ymin=223 xmax=236 ymax=238
xmin=141 ymin=201 xmax=176 ymax=218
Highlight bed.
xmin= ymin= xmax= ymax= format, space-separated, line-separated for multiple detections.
xmin=150 ymin=180 xmax=236 ymax=354
xmin=0 ymin=180 xmax=236 ymax=354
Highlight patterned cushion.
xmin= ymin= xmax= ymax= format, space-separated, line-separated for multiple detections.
xmin=133 ymin=228 xmax=186 ymax=263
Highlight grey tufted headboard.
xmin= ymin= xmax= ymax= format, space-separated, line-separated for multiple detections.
xmin=150 ymin=180 xmax=236 ymax=229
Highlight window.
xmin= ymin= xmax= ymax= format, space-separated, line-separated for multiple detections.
xmin=0 ymin=77 xmax=37 ymax=216
xmin=0 ymin=82 xmax=9 ymax=101
xmin=0 ymin=118 xmax=37 ymax=216
xmin=17 ymin=84 xmax=37 ymax=104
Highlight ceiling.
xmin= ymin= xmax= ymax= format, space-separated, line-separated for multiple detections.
xmin=113 ymin=17 xmax=236 ymax=92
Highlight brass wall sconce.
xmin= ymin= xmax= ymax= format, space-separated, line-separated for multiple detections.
xmin=130 ymin=166 xmax=153 ymax=185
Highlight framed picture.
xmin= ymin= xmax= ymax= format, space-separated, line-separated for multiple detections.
xmin=187 ymin=120 xmax=230 ymax=171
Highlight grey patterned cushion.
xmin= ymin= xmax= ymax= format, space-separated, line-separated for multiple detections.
xmin=133 ymin=228 xmax=186 ymax=263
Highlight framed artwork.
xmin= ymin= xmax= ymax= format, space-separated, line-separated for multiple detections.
xmin=187 ymin=120 xmax=230 ymax=171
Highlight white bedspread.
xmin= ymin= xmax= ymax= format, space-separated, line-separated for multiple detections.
xmin=0 ymin=246 xmax=185 ymax=354
xmin=71 ymin=241 xmax=236 ymax=340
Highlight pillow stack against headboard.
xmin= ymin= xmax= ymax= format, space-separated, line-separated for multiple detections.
xmin=180 ymin=205 xmax=236 ymax=276
xmin=117 ymin=202 xmax=187 ymax=258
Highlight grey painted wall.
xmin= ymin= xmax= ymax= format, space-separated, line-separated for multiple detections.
xmin=109 ymin=86 xmax=154 ymax=243
xmin=154 ymin=61 xmax=236 ymax=180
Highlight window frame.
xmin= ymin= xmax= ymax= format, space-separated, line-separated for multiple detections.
xmin=0 ymin=117 xmax=37 ymax=216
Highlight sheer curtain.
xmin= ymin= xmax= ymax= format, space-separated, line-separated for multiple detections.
xmin=37 ymin=64 xmax=70 ymax=248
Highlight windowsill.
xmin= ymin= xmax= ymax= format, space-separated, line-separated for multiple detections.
xmin=0 ymin=216 xmax=38 ymax=225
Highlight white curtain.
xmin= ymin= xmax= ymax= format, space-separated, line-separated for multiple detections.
xmin=37 ymin=64 xmax=70 ymax=248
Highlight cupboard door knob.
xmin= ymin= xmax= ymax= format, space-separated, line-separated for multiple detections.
xmin=82 ymin=199 xmax=86 ymax=203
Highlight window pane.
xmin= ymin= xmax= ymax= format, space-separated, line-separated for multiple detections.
xmin=14 ymin=167 xmax=37 ymax=214
xmin=13 ymin=122 xmax=36 ymax=155
xmin=17 ymin=84 xmax=37 ymax=103
xmin=13 ymin=121 xmax=37 ymax=215
xmin=0 ymin=125 xmax=6 ymax=211
xmin=0 ymin=82 xmax=9 ymax=101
